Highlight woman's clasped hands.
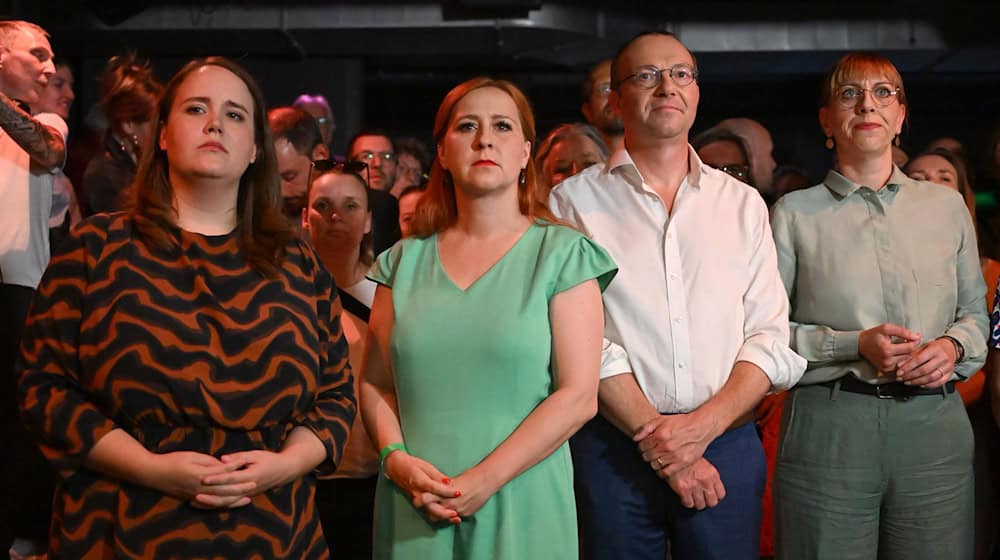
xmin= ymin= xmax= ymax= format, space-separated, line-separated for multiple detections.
xmin=383 ymin=450 xmax=501 ymax=526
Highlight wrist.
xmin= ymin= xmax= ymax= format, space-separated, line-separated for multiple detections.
xmin=939 ymin=336 xmax=965 ymax=363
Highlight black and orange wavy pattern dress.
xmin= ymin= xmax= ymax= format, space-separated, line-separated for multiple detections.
xmin=17 ymin=213 xmax=356 ymax=559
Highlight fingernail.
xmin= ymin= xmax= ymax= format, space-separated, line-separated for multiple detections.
xmin=450 ymin=516 xmax=461 ymax=524
xmin=454 ymin=490 xmax=462 ymax=497
xmin=442 ymin=477 xmax=451 ymax=484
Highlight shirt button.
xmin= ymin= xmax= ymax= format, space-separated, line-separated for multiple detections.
xmin=674 ymin=317 xmax=682 ymax=323
xmin=678 ymin=362 xmax=686 ymax=369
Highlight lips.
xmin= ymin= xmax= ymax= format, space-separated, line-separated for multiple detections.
xmin=473 ymin=159 xmax=498 ymax=167
xmin=199 ymin=141 xmax=227 ymax=152
xmin=853 ymin=122 xmax=882 ymax=130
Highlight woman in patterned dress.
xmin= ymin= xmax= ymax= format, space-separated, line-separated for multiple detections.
xmin=17 ymin=57 xmax=356 ymax=559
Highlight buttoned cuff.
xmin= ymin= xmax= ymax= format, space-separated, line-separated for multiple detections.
xmin=600 ymin=338 xmax=632 ymax=380
xmin=832 ymin=330 xmax=863 ymax=361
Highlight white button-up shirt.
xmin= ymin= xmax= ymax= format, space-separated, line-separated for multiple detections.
xmin=551 ymin=147 xmax=805 ymax=412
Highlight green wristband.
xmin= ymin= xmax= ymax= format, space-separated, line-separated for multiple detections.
xmin=379 ymin=442 xmax=408 ymax=471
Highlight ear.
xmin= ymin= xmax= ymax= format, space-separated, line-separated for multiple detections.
xmin=818 ymin=106 xmax=832 ymax=138
xmin=581 ymin=101 xmax=594 ymax=123
xmin=364 ymin=208 xmax=372 ymax=236
xmin=521 ymin=139 xmax=531 ymax=169
xmin=301 ymin=207 xmax=310 ymax=233
xmin=895 ymin=104 xmax=907 ymax=135
xmin=250 ymin=143 xmax=257 ymax=165
xmin=158 ymin=121 xmax=167 ymax=151
xmin=437 ymin=142 xmax=446 ymax=169
xmin=312 ymin=143 xmax=329 ymax=161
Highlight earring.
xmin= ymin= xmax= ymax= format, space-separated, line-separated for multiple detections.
xmin=129 ymin=134 xmax=141 ymax=150
xmin=825 ymin=136 xmax=834 ymax=150
xmin=519 ymin=168 xmax=527 ymax=186
xmin=894 ymin=135 xmax=901 ymax=147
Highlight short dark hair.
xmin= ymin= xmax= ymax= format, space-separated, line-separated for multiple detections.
xmin=268 ymin=106 xmax=324 ymax=156
xmin=397 ymin=183 xmax=426 ymax=201
xmin=393 ymin=136 xmax=433 ymax=173
xmin=347 ymin=128 xmax=396 ymax=158
xmin=581 ymin=59 xmax=612 ymax=104
xmin=610 ymin=31 xmax=698 ymax=91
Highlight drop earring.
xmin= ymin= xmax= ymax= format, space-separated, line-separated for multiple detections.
xmin=825 ymin=137 xmax=834 ymax=150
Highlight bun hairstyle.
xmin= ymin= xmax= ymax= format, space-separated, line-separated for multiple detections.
xmin=99 ymin=52 xmax=163 ymax=135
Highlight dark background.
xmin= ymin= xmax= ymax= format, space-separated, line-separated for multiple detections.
xmin=6 ymin=0 xmax=1000 ymax=186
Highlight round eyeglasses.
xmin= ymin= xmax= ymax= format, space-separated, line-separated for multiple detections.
xmin=834 ymin=84 xmax=900 ymax=108
xmin=617 ymin=64 xmax=698 ymax=90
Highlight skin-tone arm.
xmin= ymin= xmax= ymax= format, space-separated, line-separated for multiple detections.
xmin=360 ymin=284 xmax=461 ymax=523
xmin=0 ymin=91 xmax=65 ymax=169
xmin=437 ymin=279 xmax=603 ymax=519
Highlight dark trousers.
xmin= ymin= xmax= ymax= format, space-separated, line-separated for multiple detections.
xmin=571 ymin=414 xmax=765 ymax=560
xmin=316 ymin=475 xmax=377 ymax=560
xmin=0 ymin=284 xmax=55 ymax=548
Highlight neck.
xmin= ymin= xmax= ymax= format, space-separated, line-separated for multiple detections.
xmin=171 ymin=170 xmax=240 ymax=235
xmin=317 ymin=246 xmax=366 ymax=288
xmin=452 ymin=182 xmax=530 ymax=238
xmin=836 ymin=149 xmax=895 ymax=190
xmin=625 ymin=133 xmax=690 ymax=191
xmin=605 ymin=133 xmax=625 ymax=154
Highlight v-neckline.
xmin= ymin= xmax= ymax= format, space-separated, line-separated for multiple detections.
xmin=435 ymin=224 xmax=534 ymax=293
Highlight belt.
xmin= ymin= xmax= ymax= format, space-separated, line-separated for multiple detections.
xmin=822 ymin=375 xmax=955 ymax=400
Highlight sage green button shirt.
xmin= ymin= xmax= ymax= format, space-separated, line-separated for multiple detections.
xmin=770 ymin=167 xmax=988 ymax=385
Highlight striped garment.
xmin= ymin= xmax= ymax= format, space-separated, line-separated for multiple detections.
xmin=17 ymin=212 xmax=355 ymax=559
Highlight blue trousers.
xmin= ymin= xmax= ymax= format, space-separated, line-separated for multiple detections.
xmin=571 ymin=414 xmax=765 ymax=560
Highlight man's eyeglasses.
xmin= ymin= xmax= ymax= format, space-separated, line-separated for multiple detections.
xmin=834 ymin=84 xmax=900 ymax=109
xmin=711 ymin=164 xmax=751 ymax=184
xmin=351 ymin=151 xmax=395 ymax=164
xmin=617 ymin=64 xmax=698 ymax=90
xmin=592 ymin=82 xmax=612 ymax=97
xmin=283 ymin=160 xmax=370 ymax=220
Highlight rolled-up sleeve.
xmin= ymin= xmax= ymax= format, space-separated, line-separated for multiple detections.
xmin=736 ymin=202 xmax=806 ymax=391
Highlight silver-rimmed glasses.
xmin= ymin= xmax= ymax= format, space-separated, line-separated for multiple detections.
xmin=617 ymin=64 xmax=698 ymax=89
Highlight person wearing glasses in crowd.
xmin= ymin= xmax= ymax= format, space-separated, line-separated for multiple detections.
xmin=303 ymin=158 xmax=380 ymax=560
xmin=581 ymin=59 xmax=625 ymax=153
xmin=771 ymin=52 xmax=988 ymax=560
xmin=691 ymin=126 xmax=754 ymax=188
xmin=348 ymin=129 xmax=401 ymax=254
xmin=268 ymin=105 xmax=330 ymax=236
xmin=360 ymin=76 xmax=616 ymax=559
xmin=551 ymin=32 xmax=805 ymax=560
xmin=390 ymin=136 xmax=432 ymax=198
xmin=293 ymin=93 xmax=336 ymax=149
xmin=17 ymin=57 xmax=356 ymax=558
xmin=535 ymin=122 xmax=610 ymax=197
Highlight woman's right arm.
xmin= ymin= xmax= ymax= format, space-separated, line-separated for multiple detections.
xmin=359 ymin=284 xmax=458 ymax=522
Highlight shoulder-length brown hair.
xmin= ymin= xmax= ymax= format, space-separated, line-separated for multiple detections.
xmin=130 ymin=56 xmax=294 ymax=276
xmin=412 ymin=77 xmax=559 ymax=237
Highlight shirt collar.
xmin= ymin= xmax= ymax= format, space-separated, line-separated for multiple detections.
xmin=604 ymin=144 xmax=704 ymax=191
xmin=823 ymin=165 xmax=910 ymax=198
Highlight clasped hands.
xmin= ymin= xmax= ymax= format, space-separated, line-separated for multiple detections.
xmin=382 ymin=451 xmax=498 ymax=525
xmin=858 ymin=323 xmax=957 ymax=388
xmin=633 ymin=412 xmax=725 ymax=511
xmin=146 ymin=449 xmax=298 ymax=510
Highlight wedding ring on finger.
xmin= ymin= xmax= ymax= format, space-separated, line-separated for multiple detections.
xmin=656 ymin=457 xmax=664 ymax=468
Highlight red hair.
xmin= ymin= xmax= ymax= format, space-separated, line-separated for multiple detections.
xmin=819 ymin=51 xmax=908 ymax=109
xmin=412 ymin=77 xmax=559 ymax=237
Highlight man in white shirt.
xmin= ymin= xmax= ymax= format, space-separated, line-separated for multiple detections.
xmin=0 ymin=19 xmax=66 ymax=557
xmin=551 ymin=32 xmax=805 ymax=560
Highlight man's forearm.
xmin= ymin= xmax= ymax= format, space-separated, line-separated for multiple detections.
xmin=689 ymin=360 xmax=771 ymax=441
xmin=0 ymin=92 xmax=65 ymax=168
xmin=597 ymin=373 xmax=660 ymax=436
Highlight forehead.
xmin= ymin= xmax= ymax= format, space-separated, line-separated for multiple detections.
xmin=620 ymin=35 xmax=693 ymax=70
xmin=588 ymin=61 xmax=612 ymax=84
xmin=311 ymin=172 xmax=368 ymax=199
xmin=9 ymin=26 xmax=51 ymax=52
xmin=911 ymin=154 xmax=955 ymax=172
xmin=353 ymin=134 xmax=392 ymax=153
xmin=174 ymin=65 xmax=254 ymax=112
xmin=53 ymin=65 xmax=73 ymax=81
xmin=298 ymin=100 xmax=331 ymax=118
xmin=453 ymin=86 xmax=518 ymax=117
xmin=274 ymin=138 xmax=311 ymax=164
xmin=550 ymin=133 xmax=600 ymax=157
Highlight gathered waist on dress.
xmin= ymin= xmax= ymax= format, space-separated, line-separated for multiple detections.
xmin=125 ymin=420 xmax=291 ymax=456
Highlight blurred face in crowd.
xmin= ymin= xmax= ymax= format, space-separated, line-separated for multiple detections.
xmin=541 ymin=132 xmax=605 ymax=192
xmin=697 ymin=139 xmax=751 ymax=185
xmin=393 ymin=152 xmax=425 ymax=192
xmin=298 ymin=99 xmax=334 ymax=146
xmin=351 ymin=134 xmax=396 ymax=192
xmin=612 ymin=34 xmax=700 ymax=144
xmin=0 ymin=24 xmax=55 ymax=104
xmin=438 ymin=86 xmax=530 ymax=196
xmin=582 ymin=60 xmax=623 ymax=137
xmin=303 ymin=171 xmax=372 ymax=257
xmin=35 ymin=63 xmax=73 ymax=118
xmin=158 ymin=65 xmax=258 ymax=186
xmin=274 ymin=138 xmax=312 ymax=200
xmin=398 ymin=189 xmax=421 ymax=237
xmin=906 ymin=154 xmax=959 ymax=191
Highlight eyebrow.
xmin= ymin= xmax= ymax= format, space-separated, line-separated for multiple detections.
xmin=455 ymin=113 xmax=515 ymax=121
xmin=179 ymin=96 xmax=251 ymax=114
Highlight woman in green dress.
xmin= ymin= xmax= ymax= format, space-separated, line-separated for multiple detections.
xmin=359 ymin=77 xmax=617 ymax=559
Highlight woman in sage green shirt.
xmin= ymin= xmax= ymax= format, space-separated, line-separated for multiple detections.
xmin=771 ymin=51 xmax=988 ymax=560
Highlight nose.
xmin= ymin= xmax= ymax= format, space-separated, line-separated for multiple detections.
xmin=856 ymin=90 xmax=877 ymax=113
xmin=205 ymin=109 xmax=223 ymax=134
xmin=476 ymin=128 xmax=494 ymax=149
xmin=41 ymin=59 xmax=55 ymax=78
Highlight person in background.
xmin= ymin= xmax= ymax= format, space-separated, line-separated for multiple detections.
xmin=692 ymin=126 xmax=754 ymax=188
xmin=390 ymin=136 xmax=432 ymax=198
xmin=361 ymin=76 xmax=615 ymax=559
xmin=18 ymin=56 xmax=356 ymax=558
xmin=347 ymin=128 xmax=401 ymax=255
xmin=716 ymin=118 xmax=777 ymax=195
xmin=396 ymin=183 xmax=424 ymax=238
xmin=293 ymin=93 xmax=336 ymax=149
xmin=772 ymin=51 xmax=987 ymax=560
xmin=81 ymin=52 xmax=161 ymax=215
xmin=907 ymin=147 xmax=999 ymax=560
xmin=535 ymin=122 xmax=609 ymax=197
xmin=303 ymin=160 xmax=379 ymax=560
xmin=33 ymin=57 xmax=80 ymax=252
xmin=268 ymin=106 xmax=330 ymax=236
xmin=771 ymin=164 xmax=811 ymax=200
xmin=580 ymin=59 xmax=624 ymax=153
